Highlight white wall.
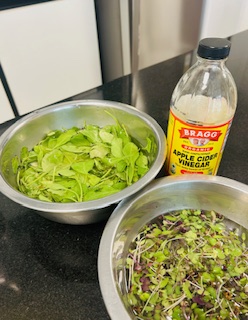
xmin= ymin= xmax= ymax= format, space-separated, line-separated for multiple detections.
xmin=200 ymin=0 xmax=248 ymax=39
xmin=0 ymin=0 xmax=102 ymax=116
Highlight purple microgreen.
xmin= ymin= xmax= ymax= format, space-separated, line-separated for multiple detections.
xmin=125 ymin=209 xmax=248 ymax=319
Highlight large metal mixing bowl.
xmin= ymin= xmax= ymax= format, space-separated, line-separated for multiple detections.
xmin=98 ymin=175 xmax=248 ymax=319
xmin=0 ymin=100 xmax=166 ymax=224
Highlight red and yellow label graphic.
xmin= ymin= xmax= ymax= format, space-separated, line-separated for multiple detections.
xmin=166 ymin=110 xmax=232 ymax=175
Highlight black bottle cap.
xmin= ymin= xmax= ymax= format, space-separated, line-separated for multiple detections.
xmin=197 ymin=38 xmax=231 ymax=60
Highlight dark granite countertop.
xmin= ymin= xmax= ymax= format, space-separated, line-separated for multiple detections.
xmin=1 ymin=30 xmax=248 ymax=320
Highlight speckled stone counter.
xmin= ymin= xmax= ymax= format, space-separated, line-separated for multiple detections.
xmin=1 ymin=30 xmax=248 ymax=320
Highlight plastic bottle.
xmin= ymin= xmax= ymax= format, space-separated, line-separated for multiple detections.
xmin=166 ymin=38 xmax=237 ymax=175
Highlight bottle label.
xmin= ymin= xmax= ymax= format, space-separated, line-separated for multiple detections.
xmin=166 ymin=110 xmax=232 ymax=175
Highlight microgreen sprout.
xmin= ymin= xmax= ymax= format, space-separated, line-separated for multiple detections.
xmin=125 ymin=209 xmax=248 ymax=319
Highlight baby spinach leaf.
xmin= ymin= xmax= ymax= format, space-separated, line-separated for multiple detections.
xmin=41 ymin=150 xmax=64 ymax=173
xmin=90 ymin=145 xmax=109 ymax=159
xmin=111 ymin=137 xmax=123 ymax=158
xmin=12 ymin=112 xmax=155 ymax=202
xmin=71 ymin=160 xmax=94 ymax=174
xmin=70 ymin=132 xmax=91 ymax=146
xmin=53 ymin=128 xmax=77 ymax=149
xmin=82 ymin=124 xmax=101 ymax=143
xmin=99 ymin=129 xmax=114 ymax=143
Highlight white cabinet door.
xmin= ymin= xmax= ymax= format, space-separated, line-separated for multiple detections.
xmin=200 ymin=0 xmax=248 ymax=39
xmin=0 ymin=0 xmax=102 ymax=116
xmin=0 ymin=80 xmax=15 ymax=124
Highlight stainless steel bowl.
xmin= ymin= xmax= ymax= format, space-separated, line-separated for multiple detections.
xmin=98 ymin=175 xmax=248 ymax=319
xmin=0 ymin=100 xmax=166 ymax=224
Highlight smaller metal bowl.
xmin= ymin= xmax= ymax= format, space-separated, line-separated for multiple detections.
xmin=98 ymin=175 xmax=248 ymax=319
xmin=0 ymin=100 xmax=166 ymax=224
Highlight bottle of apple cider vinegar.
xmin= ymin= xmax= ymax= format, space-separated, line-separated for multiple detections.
xmin=166 ymin=38 xmax=237 ymax=175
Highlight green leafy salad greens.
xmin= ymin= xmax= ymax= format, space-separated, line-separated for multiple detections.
xmin=11 ymin=116 xmax=155 ymax=202
xmin=125 ymin=209 xmax=248 ymax=320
